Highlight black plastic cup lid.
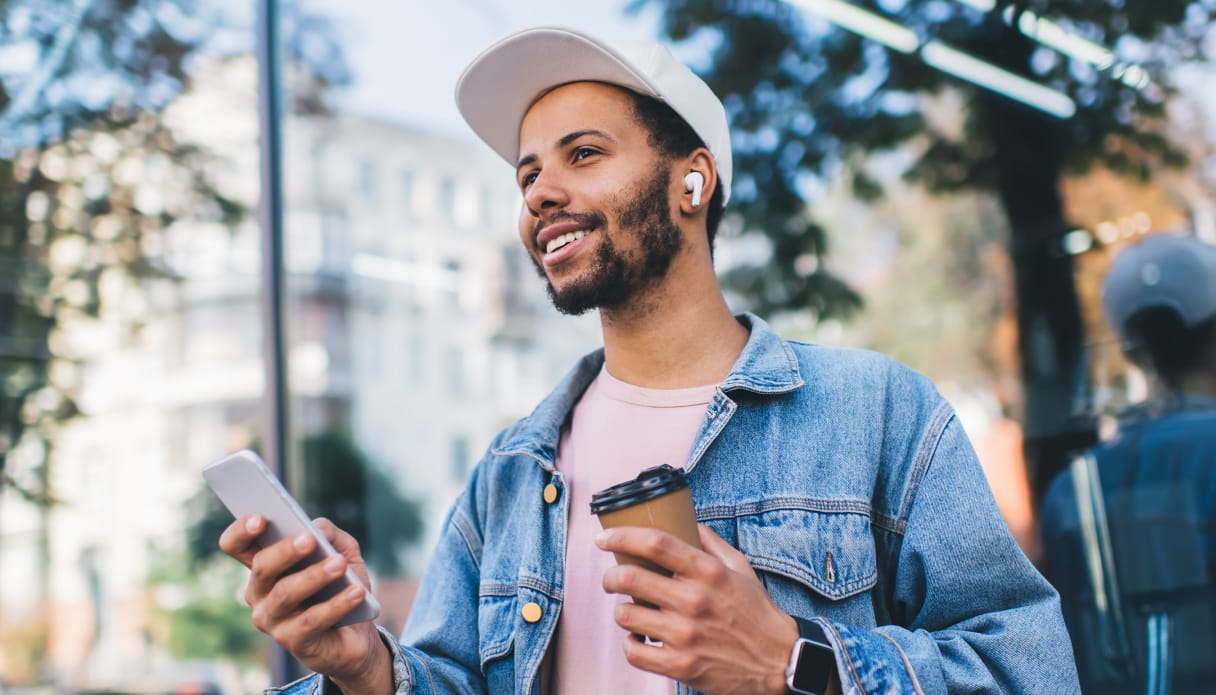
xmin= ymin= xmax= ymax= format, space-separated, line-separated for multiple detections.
xmin=589 ymin=464 xmax=689 ymax=515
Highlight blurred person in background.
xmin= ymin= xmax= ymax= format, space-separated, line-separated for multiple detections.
xmin=221 ymin=26 xmax=1077 ymax=695
xmin=1041 ymin=231 xmax=1216 ymax=694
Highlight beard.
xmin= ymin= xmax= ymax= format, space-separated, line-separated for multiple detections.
xmin=529 ymin=167 xmax=684 ymax=316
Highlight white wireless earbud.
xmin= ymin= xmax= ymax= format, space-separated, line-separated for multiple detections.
xmin=684 ymin=171 xmax=705 ymax=208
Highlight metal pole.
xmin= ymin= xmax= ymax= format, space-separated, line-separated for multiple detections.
xmin=256 ymin=0 xmax=294 ymax=684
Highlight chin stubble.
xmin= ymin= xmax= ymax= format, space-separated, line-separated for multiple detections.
xmin=531 ymin=167 xmax=683 ymax=316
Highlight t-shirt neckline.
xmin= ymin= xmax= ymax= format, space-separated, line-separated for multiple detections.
xmin=596 ymin=365 xmax=719 ymax=408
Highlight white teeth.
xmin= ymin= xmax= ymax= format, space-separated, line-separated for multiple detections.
xmin=545 ymin=230 xmax=589 ymax=254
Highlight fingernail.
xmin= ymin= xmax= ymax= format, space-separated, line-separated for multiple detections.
xmin=293 ymin=533 xmax=310 ymax=551
xmin=245 ymin=516 xmax=261 ymax=533
xmin=345 ymin=585 xmax=363 ymax=600
xmin=324 ymin=556 xmax=344 ymax=574
xmin=594 ymin=531 xmax=610 ymax=548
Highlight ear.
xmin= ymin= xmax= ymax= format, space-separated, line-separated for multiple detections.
xmin=677 ymin=148 xmax=717 ymax=216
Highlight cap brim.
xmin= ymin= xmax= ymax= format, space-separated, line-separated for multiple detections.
xmin=455 ymin=27 xmax=660 ymax=169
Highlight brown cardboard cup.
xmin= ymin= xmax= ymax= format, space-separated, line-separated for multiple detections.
xmin=590 ymin=465 xmax=701 ymax=595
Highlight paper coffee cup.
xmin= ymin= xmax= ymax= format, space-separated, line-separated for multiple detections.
xmin=590 ymin=464 xmax=701 ymax=579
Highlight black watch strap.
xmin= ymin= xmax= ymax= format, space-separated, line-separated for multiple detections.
xmin=786 ymin=617 xmax=836 ymax=695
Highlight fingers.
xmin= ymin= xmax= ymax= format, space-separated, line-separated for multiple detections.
xmin=219 ymin=514 xmax=266 ymax=567
xmin=697 ymin=524 xmax=757 ymax=578
xmin=612 ymin=598 xmax=696 ymax=649
xmin=257 ymin=550 xmax=350 ymax=623
xmin=312 ymin=517 xmax=339 ymax=541
xmin=312 ymin=518 xmax=372 ymax=588
xmin=276 ymin=586 xmax=369 ymax=645
xmin=313 ymin=518 xmax=363 ymax=561
xmin=602 ymin=562 xmax=688 ymax=611
xmin=619 ymin=632 xmax=710 ymax=685
xmin=595 ymin=527 xmax=708 ymax=578
xmin=599 ymin=524 xmax=800 ymax=693
xmin=246 ymin=530 xmax=327 ymax=605
xmin=254 ymin=553 xmax=367 ymax=635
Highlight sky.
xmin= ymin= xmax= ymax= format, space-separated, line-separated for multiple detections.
xmin=324 ymin=0 xmax=664 ymax=140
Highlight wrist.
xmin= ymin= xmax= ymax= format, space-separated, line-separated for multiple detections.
xmin=329 ymin=629 xmax=394 ymax=695
xmin=769 ymin=613 xmax=801 ymax=695
xmin=784 ymin=617 xmax=837 ymax=695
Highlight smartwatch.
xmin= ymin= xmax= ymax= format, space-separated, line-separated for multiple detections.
xmin=785 ymin=616 xmax=836 ymax=695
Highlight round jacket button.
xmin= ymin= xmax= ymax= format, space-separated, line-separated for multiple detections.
xmin=543 ymin=484 xmax=559 ymax=504
xmin=521 ymin=601 xmax=542 ymax=623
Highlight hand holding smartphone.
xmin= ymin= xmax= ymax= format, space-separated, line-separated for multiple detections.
xmin=203 ymin=449 xmax=381 ymax=627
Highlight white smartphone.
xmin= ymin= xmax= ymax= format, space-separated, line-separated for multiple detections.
xmin=203 ymin=449 xmax=381 ymax=627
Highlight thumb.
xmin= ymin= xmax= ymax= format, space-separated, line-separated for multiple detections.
xmin=697 ymin=523 xmax=757 ymax=577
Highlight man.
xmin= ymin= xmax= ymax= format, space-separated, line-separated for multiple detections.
xmin=221 ymin=27 xmax=1078 ymax=694
xmin=1041 ymin=232 xmax=1216 ymax=694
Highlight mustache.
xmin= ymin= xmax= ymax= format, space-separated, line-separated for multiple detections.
xmin=533 ymin=211 xmax=607 ymax=248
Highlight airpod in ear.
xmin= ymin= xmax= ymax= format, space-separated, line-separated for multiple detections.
xmin=684 ymin=171 xmax=705 ymax=208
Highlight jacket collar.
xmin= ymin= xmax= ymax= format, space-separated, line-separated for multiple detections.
xmin=492 ymin=312 xmax=803 ymax=467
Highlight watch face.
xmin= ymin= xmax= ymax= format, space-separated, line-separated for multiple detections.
xmin=790 ymin=640 xmax=836 ymax=694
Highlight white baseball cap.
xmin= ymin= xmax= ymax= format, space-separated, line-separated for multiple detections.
xmin=455 ymin=26 xmax=732 ymax=203
xmin=1102 ymin=232 xmax=1216 ymax=346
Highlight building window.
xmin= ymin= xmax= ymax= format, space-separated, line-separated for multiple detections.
xmin=359 ymin=158 xmax=376 ymax=201
xmin=407 ymin=333 xmax=426 ymax=387
xmin=438 ymin=176 xmax=457 ymax=219
xmin=401 ymin=168 xmax=415 ymax=218
xmin=444 ymin=259 xmax=462 ymax=309
xmin=480 ymin=183 xmax=495 ymax=226
xmin=445 ymin=345 xmax=466 ymax=397
xmin=450 ymin=434 xmax=471 ymax=481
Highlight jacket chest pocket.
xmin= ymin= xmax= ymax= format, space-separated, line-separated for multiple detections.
xmin=477 ymin=585 xmax=516 ymax=673
xmin=735 ymin=508 xmax=879 ymax=627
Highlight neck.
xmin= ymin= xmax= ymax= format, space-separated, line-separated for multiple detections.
xmin=1149 ymin=362 xmax=1216 ymax=401
xmin=597 ymin=253 xmax=748 ymax=389
xmin=1175 ymin=371 xmax=1216 ymax=399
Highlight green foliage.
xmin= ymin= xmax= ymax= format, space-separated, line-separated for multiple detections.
xmin=818 ymin=185 xmax=1009 ymax=386
xmin=147 ymin=549 xmax=264 ymax=663
xmin=0 ymin=0 xmax=225 ymax=501
xmin=294 ymin=431 xmax=426 ymax=576
xmin=165 ymin=597 xmax=265 ymax=661
xmin=633 ymin=0 xmax=1212 ymax=319
xmin=170 ymin=431 xmax=425 ymax=662
xmin=171 ymin=429 xmax=426 ymax=661
xmin=0 ymin=0 xmax=350 ymax=504
xmin=186 ymin=431 xmax=426 ymax=577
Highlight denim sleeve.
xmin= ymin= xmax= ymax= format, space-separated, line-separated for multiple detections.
xmin=392 ymin=490 xmax=492 ymax=693
xmin=820 ymin=415 xmax=1081 ymax=695
xmin=264 ymin=626 xmax=415 ymax=695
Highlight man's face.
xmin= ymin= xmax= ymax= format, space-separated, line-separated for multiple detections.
xmin=515 ymin=82 xmax=683 ymax=316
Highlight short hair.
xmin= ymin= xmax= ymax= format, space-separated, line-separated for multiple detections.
xmin=626 ymin=91 xmax=726 ymax=248
xmin=1123 ymin=307 xmax=1216 ymax=390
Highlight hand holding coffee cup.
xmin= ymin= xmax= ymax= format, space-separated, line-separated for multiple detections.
xmin=590 ymin=465 xmax=701 ymax=590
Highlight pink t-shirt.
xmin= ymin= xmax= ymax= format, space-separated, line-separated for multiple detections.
xmin=552 ymin=366 xmax=717 ymax=695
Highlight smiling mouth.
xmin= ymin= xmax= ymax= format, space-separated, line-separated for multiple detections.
xmin=545 ymin=229 xmax=591 ymax=254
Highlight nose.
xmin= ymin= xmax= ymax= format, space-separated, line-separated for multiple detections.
xmin=523 ymin=167 xmax=569 ymax=219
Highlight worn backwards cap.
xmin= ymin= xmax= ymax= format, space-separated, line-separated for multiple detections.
xmin=1102 ymin=232 xmax=1216 ymax=347
xmin=455 ymin=26 xmax=732 ymax=203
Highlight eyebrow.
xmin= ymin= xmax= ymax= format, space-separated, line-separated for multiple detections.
xmin=515 ymin=129 xmax=616 ymax=174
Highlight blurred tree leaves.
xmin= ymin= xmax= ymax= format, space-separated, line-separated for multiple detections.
xmin=636 ymin=0 xmax=1208 ymax=315
xmin=186 ymin=431 xmax=425 ymax=577
xmin=0 ymin=0 xmax=348 ymax=504
xmin=636 ymin=0 xmax=1213 ymax=490
xmin=168 ymin=431 xmax=423 ymax=661
xmin=148 ymin=552 xmax=265 ymax=664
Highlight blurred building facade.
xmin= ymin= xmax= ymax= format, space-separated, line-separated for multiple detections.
xmin=0 ymin=63 xmax=598 ymax=685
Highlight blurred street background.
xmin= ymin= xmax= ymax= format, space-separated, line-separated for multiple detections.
xmin=2 ymin=0 xmax=1214 ymax=691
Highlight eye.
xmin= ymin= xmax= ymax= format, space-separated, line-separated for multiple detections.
xmin=520 ymin=170 xmax=539 ymax=189
xmin=573 ymin=146 xmax=598 ymax=161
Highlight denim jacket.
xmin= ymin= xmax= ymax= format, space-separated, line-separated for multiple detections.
xmin=275 ymin=313 xmax=1078 ymax=695
xmin=1041 ymin=397 xmax=1216 ymax=693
